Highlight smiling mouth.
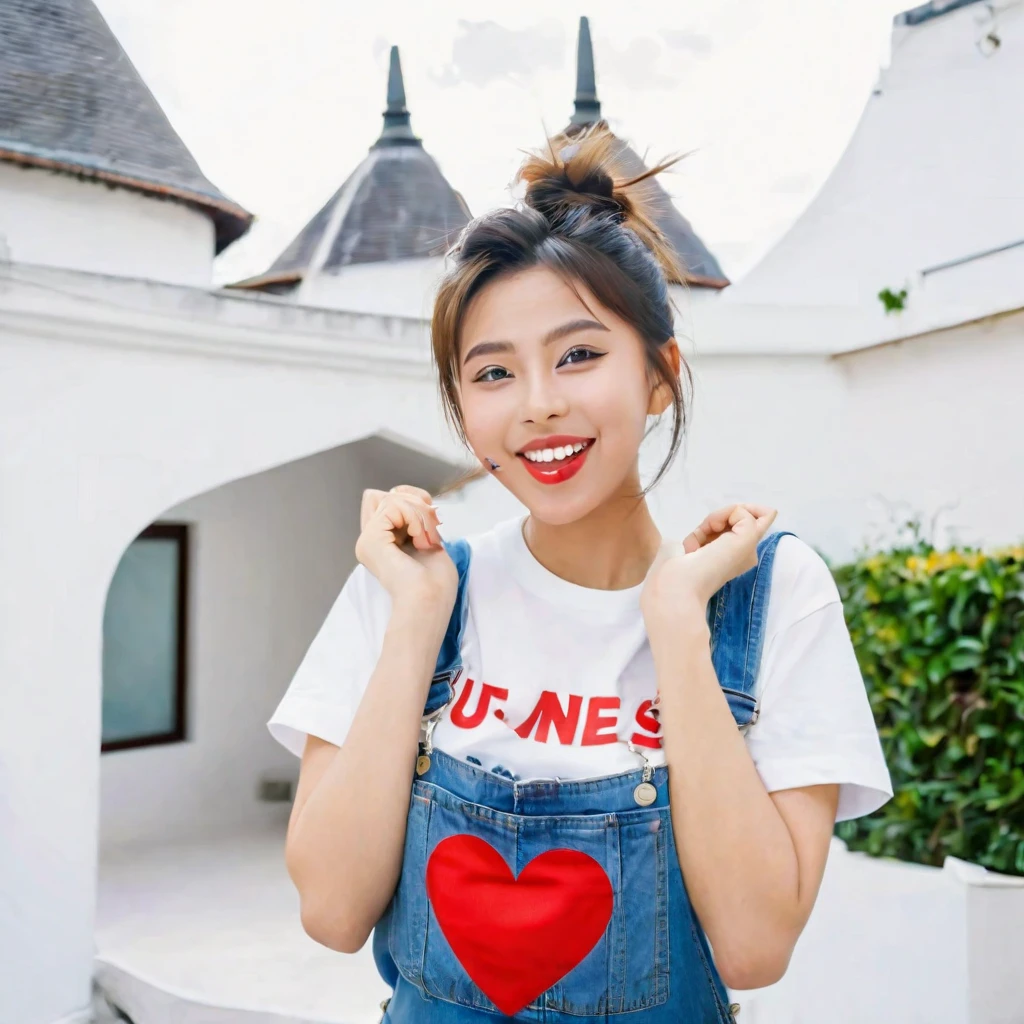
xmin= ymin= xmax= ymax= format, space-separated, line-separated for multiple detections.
xmin=515 ymin=438 xmax=595 ymax=484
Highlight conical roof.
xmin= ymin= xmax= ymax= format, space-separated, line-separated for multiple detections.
xmin=231 ymin=47 xmax=470 ymax=293
xmin=567 ymin=17 xmax=728 ymax=289
xmin=0 ymin=0 xmax=252 ymax=254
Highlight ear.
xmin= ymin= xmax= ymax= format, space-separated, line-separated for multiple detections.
xmin=647 ymin=338 xmax=681 ymax=416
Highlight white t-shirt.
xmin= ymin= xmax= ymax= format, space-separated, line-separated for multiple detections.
xmin=268 ymin=517 xmax=893 ymax=822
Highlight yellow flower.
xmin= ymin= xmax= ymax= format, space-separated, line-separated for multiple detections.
xmin=895 ymin=790 xmax=917 ymax=813
xmin=921 ymin=550 xmax=973 ymax=574
xmin=876 ymin=625 xmax=899 ymax=645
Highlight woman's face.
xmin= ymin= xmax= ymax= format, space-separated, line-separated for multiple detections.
xmin=457 ymin=266 xmax=672 ymax=526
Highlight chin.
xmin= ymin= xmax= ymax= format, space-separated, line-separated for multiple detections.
xmin=516 ymin=486 xmax=610 ymax=528
xmin=523 ymin=503 xmax=589 ymax=527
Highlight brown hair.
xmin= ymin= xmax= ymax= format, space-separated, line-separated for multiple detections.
xmin=432 ymin=123 xmax=693 ymax=493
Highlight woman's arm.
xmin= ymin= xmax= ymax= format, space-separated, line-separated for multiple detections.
xmin=285 ymin=597 xmax=450 ymax=953
xmin=652 ymin=609 xmax=838 ymax=991
xmin=641 ymin=504 xmax=840 ymax=990
xmin=284 ymin=485 xmax=456 ymax=953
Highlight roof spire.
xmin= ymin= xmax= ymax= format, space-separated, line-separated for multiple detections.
xmin=570 ymin=16 xmax=601 ymax=126
xmin=376 ymin=45 xmax=420 ymax=147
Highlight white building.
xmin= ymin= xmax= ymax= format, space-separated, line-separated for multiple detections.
xmin=1 ymin=2 xmax=1022 ymax=1024
xmin=683 ymin=0 xmax=1024 ymax=557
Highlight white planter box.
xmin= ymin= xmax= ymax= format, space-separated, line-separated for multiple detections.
xmin=728 ymin=838 xmax=1024 ymax=1024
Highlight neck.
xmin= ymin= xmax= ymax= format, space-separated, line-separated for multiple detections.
xmin=522 ymin=490 xmax=661 ymax=591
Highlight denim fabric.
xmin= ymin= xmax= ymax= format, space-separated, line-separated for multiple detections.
xmin=706 ymin=531 xmax=794 ymax=725
xmin=422 ymin=536 xmax=473 ymax=717
xmin=373 ymin=530 xmax=795 ymax=1022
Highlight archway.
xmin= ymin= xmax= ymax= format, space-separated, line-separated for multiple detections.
xmin=93 ymin=433 xmax=459 ymax=1023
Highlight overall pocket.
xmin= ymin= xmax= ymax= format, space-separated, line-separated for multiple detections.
xmin=387 ymin=790 xmax=432 ymax=988
xmin=389 ymin=781 xmax=670 ymax=1017
xmin=535 ymin=809 xmax=670 ymax=1015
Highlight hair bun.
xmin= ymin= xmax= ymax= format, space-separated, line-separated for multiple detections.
xmin=525 ymin=162 xmax=623 ymax=226
xmin=515 ymin=123 xmax=686 ymax=280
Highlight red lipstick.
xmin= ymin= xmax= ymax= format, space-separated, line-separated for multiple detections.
xmin=515 ymin=435 xmax=594 ymax=485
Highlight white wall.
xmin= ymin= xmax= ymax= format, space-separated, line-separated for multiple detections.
xmin=733 ymin=4 xmax=1024 ymax=310
xmin=0 ymin=163 xmax=215 ymax=286
xmin=839 ymin=309 xmax=1024 ymax=550
xmin=651 ymin=351 xmax=857 ymax=554
xmin=660 ymin=321 xmax=1024 ymax=557
xmin=297 ymin=257 xmax=448 ymax=320
xmin=99 ymin=439 xmax=457 ymax=849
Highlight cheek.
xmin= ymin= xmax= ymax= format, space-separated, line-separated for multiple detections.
xmin=582 ymin=359 xmax=651 ymax=439
xmin=459 ymin=387 xmax=508 ymax=453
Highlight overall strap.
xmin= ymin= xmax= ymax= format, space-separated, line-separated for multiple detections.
xmin=705 ymin=530 xmax=796 ymax=728
xmin=422 ymin=538 xmax=473 ymax=717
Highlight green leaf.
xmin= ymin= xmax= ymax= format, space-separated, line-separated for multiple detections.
xmin=832 ymin=537 xmax=1024 ymax=876
xmin=949 ymin=651 xmax=983 ymax=672
xmin=953 ymin=637 xmax=986 ymax=652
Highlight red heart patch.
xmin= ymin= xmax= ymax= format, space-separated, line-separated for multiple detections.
xmin=425 ymin=834 xmax=613 ymax=1016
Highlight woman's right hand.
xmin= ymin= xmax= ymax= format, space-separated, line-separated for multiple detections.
xmin=355 ymin=485 xmax=458 ymax=610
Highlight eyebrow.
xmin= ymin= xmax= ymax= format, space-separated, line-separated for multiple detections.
xmin=461 ymin=318 xmax=610 ymax=366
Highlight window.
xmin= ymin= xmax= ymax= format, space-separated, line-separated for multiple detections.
xmin=101 ymin=523 xmax=189 ymax=752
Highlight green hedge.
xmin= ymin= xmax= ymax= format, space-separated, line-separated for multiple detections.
xmin=829 ymin=527 xmax=1024 ymax=876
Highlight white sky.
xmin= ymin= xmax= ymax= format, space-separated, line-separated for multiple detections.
xmin=95 ymin=0 xmax=912 ymax=285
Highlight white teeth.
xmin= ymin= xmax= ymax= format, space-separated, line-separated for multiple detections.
xmin=522 ymin=441 xmax=589 ymax=463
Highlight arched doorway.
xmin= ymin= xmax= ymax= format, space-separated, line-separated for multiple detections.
xmin=93 ymin=433 xmax=460 ymax=1023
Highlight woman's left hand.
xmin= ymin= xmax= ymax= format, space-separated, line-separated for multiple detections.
xmin=641 ymin=504 xmax=778 ymax=632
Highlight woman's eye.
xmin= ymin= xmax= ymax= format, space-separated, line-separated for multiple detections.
xmin=474 ymin=366 xmax=511 ymax=383
xmin=559 ymin=347 xmax=603 ymax=367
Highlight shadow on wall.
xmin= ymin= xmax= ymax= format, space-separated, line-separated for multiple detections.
xmin=96 ymin=432 xmax=460 ymax=851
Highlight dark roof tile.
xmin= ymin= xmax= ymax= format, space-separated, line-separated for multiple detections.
xmin=0 ymin=0 xmax=252 ymax=253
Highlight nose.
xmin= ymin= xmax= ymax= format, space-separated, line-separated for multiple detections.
xmin=519 ymin=371 xmax=569 ymax=424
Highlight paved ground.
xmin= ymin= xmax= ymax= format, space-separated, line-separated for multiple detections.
xmin=96 ymin=824 xmax=389 ymax=1024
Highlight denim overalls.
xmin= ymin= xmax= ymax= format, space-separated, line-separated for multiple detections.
xmin=373 ymin=531 xmax=796 ymax=1023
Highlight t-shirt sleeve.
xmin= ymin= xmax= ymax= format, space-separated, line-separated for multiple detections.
xmin=744 ymin=536 xmax=894 ymax=823
xmin=267 ymin=563 xmax=391 ymax=758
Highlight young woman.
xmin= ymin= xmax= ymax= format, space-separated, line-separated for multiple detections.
xmin=268 ymin=125 xmax=893 ymax=1023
